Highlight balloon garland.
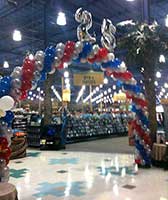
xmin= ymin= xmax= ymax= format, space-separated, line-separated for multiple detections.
xmin=0 ymin=8 xmax=152 ymax=182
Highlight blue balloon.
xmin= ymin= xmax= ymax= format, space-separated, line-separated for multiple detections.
xmin=78 ymin=42 xmax=92 ymax=60
xmin=43 ymin=46 xmax=56 ymax=73
xmin=0 ymin=76 xmax=12 ymax=97
xmin=2 ymin=111 xmax=14 ymax=126
xmin=132 ymin=105 xmax=149 ymax=127
xmin=116 ymin=80 xmax=123 ymax=87
xmin=123 ymin=83 xmax=141 ymax=94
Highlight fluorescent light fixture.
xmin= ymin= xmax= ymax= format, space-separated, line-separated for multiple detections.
xmin=57 ymin=12 xmax=66 ymax=26
xmin=164 ymin=83 xmax=168 ymax=88
xmin=37 ymin=87 xmax=40 ymax=92
xmin=161 ymin=88 xmax=166 ymax=93
xmin=66 ymin=83 xmax=70 ymax=89
xmin=154 ymin=81 xmax=158 ymax=86
xmin=156 ymin=71 xmax=161 ymax=78
xmin=64 ymin=71 xmax=69 ymax=78
xmin=3 ymin=61 xmax=9 ymax=68
xmin=159 ymin=55 xmax=165 ymax=63
xmin=13 ymin=29 xmax=22 ymax=41
xmin=65 ymin=78 xmax=69 ymax=84
xmin=165 ymin=15 xmax=168 ymax=27
xmin=76 ymin=85 xmax=85 ymax=103
xmin=113 ymin=85 xmax=116 ymax=90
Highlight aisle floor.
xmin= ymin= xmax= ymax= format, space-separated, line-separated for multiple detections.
xmin=9 ymin=148 xmax=168 ymax=200
xmin=66 ymin=136 xmax=134 ymax=154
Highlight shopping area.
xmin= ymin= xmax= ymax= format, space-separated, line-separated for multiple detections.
xmin=0 ymin=0 xmax=168 ymax=200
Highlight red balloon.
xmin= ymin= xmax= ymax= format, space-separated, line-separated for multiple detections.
xmin=135 ymin=158 xmax=141 ymax=165
xmin=21 ymin=80 xmax=32 ymax=91
xmin=0 ymin=137 xmax=8 ymax=149
xmin=62 ymin=41 xmax=75 ymax=61
xmin=4 ymin=147 xmax=11 ymax=158
xmin=98 ymin=48 xmax=108 ymax=60
xmin=88 ymin=55 xmax=97 ymax=63
xmin=57 ymin=62 xmax=64 ymax=69
xmin=20 ymin=90 xmax=27 ymax=100
xmin=62 ymin=52 xmax=71 ymax=63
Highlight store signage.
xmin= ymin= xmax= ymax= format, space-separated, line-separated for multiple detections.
xmin=113 ymin=92 xmax=126 ymax=101
xmin=73 ymin=71 xmax=104 ymax=86
xmin=161 ymin=98 xmax=168 ymax=105
xmin=62 ymin=89 xmax=71 ymax=102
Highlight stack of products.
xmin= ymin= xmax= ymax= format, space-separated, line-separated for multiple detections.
xmin=65 ymin=113 xmax=128 ymax=142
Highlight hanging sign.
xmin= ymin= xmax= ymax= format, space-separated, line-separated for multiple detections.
xmin=113 ymin=92 xmax=126 ymax=101
xmin=73 ymin=71 xmax=104 ymax=86
xmin=62 ymin=89 xmax=71 ymax=102
xmin=161 ymin=98 xmax=168 ymax=105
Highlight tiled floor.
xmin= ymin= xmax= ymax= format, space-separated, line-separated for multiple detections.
xmin=9 ymin=149 xmax=168 ymax=200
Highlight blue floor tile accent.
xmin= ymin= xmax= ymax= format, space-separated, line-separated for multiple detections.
xmin=10 ymin=168 xmax=28 ymax=178
xmin=33 ymin=181 xmax=85 ymax=197
xmin=27 ymin=152 xmax=41 ymax=157
xmin=97 ymin=166 xmax=136 ymax=176
xmin=49 ymin=158 xmax=79 ymax=165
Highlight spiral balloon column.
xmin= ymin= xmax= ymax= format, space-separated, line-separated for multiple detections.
xmin=0 ymin=8 xmax=151 ymax=182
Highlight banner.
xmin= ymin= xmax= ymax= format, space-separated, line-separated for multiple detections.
xmin=62 ymin=89 xmax=71 ymax=102
xmin=73 ymin=71 xmax=104 ymax=86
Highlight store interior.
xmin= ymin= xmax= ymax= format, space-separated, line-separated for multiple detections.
xmin=0 ymin=0 xmax=168 ymax=200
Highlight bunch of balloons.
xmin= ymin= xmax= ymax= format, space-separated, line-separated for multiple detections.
xmin=0 ymin=7 xmax=152 ymax=171
xmin=0 ymin=137 xmax=10 ymax=182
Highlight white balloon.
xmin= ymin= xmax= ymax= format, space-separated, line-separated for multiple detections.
xmin=0 ymin=96 xmax=15 ymax=111
xmin=35 ymin=51 xmax=44 ymax=62
xmin=48 ymin=67 xmax=56 ymax=75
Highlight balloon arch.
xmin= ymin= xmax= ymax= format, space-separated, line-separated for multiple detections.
xmin=0 ymin=8 xmax=151 ymax=178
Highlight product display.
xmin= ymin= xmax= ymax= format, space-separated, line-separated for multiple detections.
xmin=66 ymin=113 xmax=128 ymax=142
xmin=27 ymin=114 xmax=42 ymax=147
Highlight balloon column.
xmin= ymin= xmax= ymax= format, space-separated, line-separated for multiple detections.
xmin=0 ymin=7 xmax=151 ymax=178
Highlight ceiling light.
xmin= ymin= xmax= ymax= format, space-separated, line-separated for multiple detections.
xmin=156 ymin=71 xmax=161 ymax=78
xmin=113 ymin=85 xmax=116 ymax=90
xmin=165 ymin=15 xmax=168 ymax=27
xmin=154 ymin=81 xmax=158 ymax=86
xmin=161 ymin=88 xmax=166 ymax=93
xmin=37 ymin=87 xmax=40 ymax=92
xmin=104 ymin=78 xmax=108 ymax=84
xmin=64 ymin=71 xmax=69 ymax=78
xmin=13 ymin=29 xmax=22 ymax=41
xmin=159 ymin=55 xmax=165 ymax=63
xmin=66 ymin=83 xmax=70 ymax=88
xmin=164 ymin=83 xmax=168 ymax=88
xmin=65 ymin=78 xmax=69 ymax=84
xmin=57 ymin=12 xmax=66 ymax=26
xmin=96 ymin=86 xmax=99 ymax=91
xmin=3 ymin=61 xmax=9 ymax=68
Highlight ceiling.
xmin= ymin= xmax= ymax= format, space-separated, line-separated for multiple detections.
xmin=0 ymin=0 xmax=168 ymax=102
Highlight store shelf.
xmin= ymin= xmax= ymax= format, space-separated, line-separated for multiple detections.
xmin=65 ymin=114 xmax=128 ymax=143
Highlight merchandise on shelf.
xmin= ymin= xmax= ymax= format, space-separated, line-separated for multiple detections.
xmin=65 ymin=113 xmax=129 ymax=142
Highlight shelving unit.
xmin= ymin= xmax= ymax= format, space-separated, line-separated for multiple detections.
xmin=65 ymin=114 xmax=128 ymax=143
xmin=12 ymin=115 xmax=28 ymax=132
xmin=26 ymin=114 xmax=42 ymax=147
